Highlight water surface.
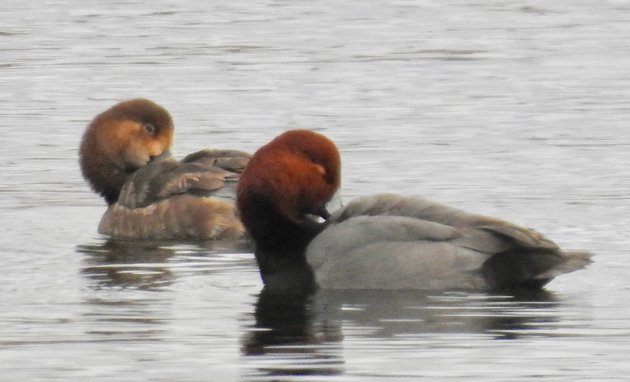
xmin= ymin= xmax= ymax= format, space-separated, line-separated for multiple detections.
xmin=2 ymin=1 xmax=629 ymax=380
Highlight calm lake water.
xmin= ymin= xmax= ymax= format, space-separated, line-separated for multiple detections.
xmin=2 ymin=1 xmax=630 ymax=380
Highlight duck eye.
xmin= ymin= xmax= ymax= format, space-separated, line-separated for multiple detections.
xmin=143 ymin=123 xmax=155 ymax=134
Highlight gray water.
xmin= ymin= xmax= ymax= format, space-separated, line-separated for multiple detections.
xmin=2 ymin=1 xmax=629 ymax=380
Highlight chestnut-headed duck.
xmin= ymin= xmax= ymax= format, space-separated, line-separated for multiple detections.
xmin=80 ymin=98 xmax=250 ymax=240
xmin=236 ymin=129 xmax=592 ymax=294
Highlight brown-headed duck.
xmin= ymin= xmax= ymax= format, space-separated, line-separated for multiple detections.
xmin=80 ymin=98 xmax=250 ymax=240
xmin=236 ymin=129 xmax=592 ymax=294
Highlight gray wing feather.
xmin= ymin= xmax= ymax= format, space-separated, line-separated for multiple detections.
xmin=333 ymin=193 xmax=557 ymax=250
xmin=308 ymin=193 xmax=591 ymax=290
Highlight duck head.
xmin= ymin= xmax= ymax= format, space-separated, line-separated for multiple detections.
xmin=237 ymin=129 xmax=341 ymax=253
xmin=79 ymin=98 xmax=174 ymax=205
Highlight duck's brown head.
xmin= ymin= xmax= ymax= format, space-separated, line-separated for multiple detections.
xmin=79 ymin=98 xmax=174 ymax=205
xmin=236 ymin=129 xmax=341 ymax=250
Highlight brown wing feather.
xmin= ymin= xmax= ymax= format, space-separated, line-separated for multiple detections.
xmin=118 ymin=149 xmax=250 ymax=208
xmin=183 ymin=149 xmax=250 ymax=173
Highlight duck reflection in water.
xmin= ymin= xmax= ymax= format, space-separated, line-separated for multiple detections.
xmin=242 ymin=289 xmax=345 ymax=379
xmin=78 ymin=240 xmax=177 ymax=290
xmin=78 ymin=238 xmax=252 ymax=290
xmin=242 ymin=288 xmax=559 ymax=378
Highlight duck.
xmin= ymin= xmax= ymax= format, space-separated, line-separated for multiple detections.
xmin=80 ymin=98 xmax=250 ymax=240
xmin=236 ymin=129 xmax=592 ymax=294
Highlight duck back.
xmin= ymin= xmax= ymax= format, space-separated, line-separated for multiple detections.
xmin=99 ymin=149 xmax=250 ymax=240
xmin=307 ymin=194 xmax=592 ymax=290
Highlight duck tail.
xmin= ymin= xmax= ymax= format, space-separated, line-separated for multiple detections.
xmin=482 ymin=249 xmax=593 ymax=290
xmin=535 ymin=250 xmax=593 ymax=280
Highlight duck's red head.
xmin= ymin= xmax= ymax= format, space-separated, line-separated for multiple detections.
xmin=237 ymin=129 xmax=341 ymax=252
xmin=79 ymin=98 xmax=174 ymax=205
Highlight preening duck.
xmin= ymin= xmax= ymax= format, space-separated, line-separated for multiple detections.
xmin=236 ymin=129 xmax=592 ymax=294
xmin=80 ymin=98 xmax=249 ymax=240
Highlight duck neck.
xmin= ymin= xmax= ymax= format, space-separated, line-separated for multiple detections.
xmin=242 ymin=197 xmax=324 ymax=294
xmin=255 ymin=220 xmax=322 ymax=295
xmin=91 ymin=162 xmax=131 ymax=205
xmin=80 ymin=150 xmax=131 ymax=205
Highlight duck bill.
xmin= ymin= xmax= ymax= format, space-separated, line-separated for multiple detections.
xmin=150 ymin=149 xmax=173 ymax=163
xmin=325 ymin=190 xmax=343 ymax=216
xmin=304 ymin=191 xmax=343 ymax=223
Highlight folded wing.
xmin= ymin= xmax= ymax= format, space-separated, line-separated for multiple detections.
xmin=118 ymin=149 xmax=250 ymax=209
xmin=308 ymin=194 xmax=592 ymax=290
